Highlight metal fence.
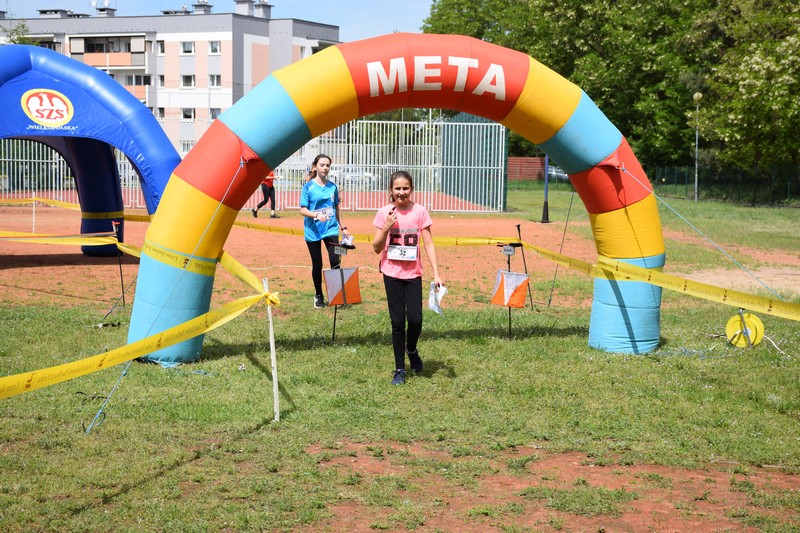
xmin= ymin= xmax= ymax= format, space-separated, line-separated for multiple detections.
xmin=0 ymin=118 xmax=507 ymax=214
xmin=0 ymin=138 xmax=79 ymax=204
xmin=649 ymin=165 xmax=800 ymax=205
xmin=0 ymin=139 xmax=149 ymax=208
xmin=268 ymin=119 xmax=506 ymax=213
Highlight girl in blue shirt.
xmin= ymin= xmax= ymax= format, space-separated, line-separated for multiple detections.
xmin=299 ymin=154 xmax=352 ymax=308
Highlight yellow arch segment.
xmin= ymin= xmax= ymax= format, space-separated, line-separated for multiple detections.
xmin=589 ymin=194 xmax=665 ymax=259
xmin=148 ymin=176 xmax=237 ymax=259
xmin=273 ymin=46 xmax=360 ymax=138
xmin=501 ymin=57 xmax=582 ymax=145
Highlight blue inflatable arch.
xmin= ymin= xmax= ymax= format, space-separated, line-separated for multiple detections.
xmin=0 ymin=45 xmax=180 ymax=255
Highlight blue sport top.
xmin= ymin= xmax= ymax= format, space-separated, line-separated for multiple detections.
xmin=300 ymin=179 xmax=340 ymax=242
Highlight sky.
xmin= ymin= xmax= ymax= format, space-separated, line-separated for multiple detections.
xmin=3 ymin=0 xmax=433 ymax=43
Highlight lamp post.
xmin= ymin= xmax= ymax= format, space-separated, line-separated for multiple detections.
xmin=693 ymin=92 xmax=703 ymax=202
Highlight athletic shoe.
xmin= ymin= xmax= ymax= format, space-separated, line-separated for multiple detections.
xmin=407 ymin=349 xmax=423 ymax=373
xmin=251 ymin=208 xmax=258 ymax=218
xmin=391 ymin=369 xmax=406 ymax=385
xmin=270 ymin=213 xmax=280 ymax=219
xmin=314 ymin=295 xmax=325 ymax=309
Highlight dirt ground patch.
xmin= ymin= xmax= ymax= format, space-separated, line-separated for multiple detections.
xmin=2 ymin=205 xmax=799 ymax=531
xmin=0 ymin=205 xmax=598 ymax=310
xmin=302 ymin=441 xmax=798 ymax=532
xmin=3 ymin=206 xmax=797 ymax=308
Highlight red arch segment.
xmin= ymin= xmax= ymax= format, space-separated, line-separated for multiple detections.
xmin=176 ymin=120 xmax=270 ymax=207
xmin=338 ymin=34 xmax=531 ymax=120
xmin=569 ymin=138 xmax=653 ymax=214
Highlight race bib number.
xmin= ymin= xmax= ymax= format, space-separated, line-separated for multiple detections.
xmin=316 ymin=207 xmax=334 ymax=218
xmin=387 ymin=245 xmax=417 ymax=261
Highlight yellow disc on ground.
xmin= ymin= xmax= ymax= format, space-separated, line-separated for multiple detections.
xmin=725 ymin=313 xmax=764 ymax=347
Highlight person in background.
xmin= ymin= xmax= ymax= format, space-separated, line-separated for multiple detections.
xmin=372 ymin=170 xmax=443 ymax=385
xmin=252 ymin=170 xmax=280 ymax=218
xmin=299 ymin=154 xmax=351 ymax=309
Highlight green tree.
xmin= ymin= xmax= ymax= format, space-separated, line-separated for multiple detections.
xmin=424 ymin=0 xmax=710 ymax=165
xmin=422 ymin=0 xmax=798 ymax=176
xmin=1 ymin=22 xmax=38 ymax=45
xmin=702 ymin=1 xmax=800 ymax=171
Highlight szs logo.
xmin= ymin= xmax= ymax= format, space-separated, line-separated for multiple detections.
xmin=21 ymin=89 xmax=74 ymax=127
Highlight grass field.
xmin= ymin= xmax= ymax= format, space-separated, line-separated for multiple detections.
xmin=1 ymin=189 xmax=799 ymax=531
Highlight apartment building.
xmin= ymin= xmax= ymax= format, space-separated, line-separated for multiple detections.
xmin=2 ymin=0 xmax=339 ymax=153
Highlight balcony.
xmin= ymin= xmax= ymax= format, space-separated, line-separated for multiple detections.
xmin=83 ymin=52 xmax=133 ymax=67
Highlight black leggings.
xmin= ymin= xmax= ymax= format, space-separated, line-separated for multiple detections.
xmin=383 ymin=275 xmax=423 ymax=370
xmin=306 ymin=237 xmax=340 ymax=297
xmin=257 ymin=183 xmax=275 ymax=210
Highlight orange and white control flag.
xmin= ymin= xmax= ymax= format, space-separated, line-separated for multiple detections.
xmin=323 ymin=267 xmax=362 ymax=306
xmin=490 ymin=270 xmax=529 ymax=308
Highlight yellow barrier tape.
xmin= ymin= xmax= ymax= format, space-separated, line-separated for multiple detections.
xmin=520 ymin=242 xmax=800 ymax=322
xmin=47 ymin=199 xmax=80 ymax=210
xmin=81 ymin=210 xmax=125 ymax=219
xmin=239 ymin=221 xmax=800 ymax=321
xmin=141 ymin=240 xmax=218 ymax=277
xmin=37 ymin=198 xmax=80 ymax=210
xmin=0 ymin=293 xmax=267 ymax=400
xmin=116 ymin=242 xmax=141 ymax=258
xmin=117 ymin=243 xmax=276 ymax=303
xmin=233 ymin=219 xmax=307 ymax=238
xmin=219 ymin=250 xmax=267 ymax=293
xmin=124 ymin=214 xmax=152 ymax=223
xmin=0 ymin=198 xmax=42 ymax=206
xmin=4 ymin=209 xmax=798 ymax=321
xmin=236 ymin=220 xmax=522 ymax=249
xmin=434 ymin=235 xmax=520 ymax=247
xmin=523 ymin=243 xmax=601 ymax=277
xmin=3 ymin=197 xmax=84 ymax=210
xmin=0 ymin=231 xmax=118 ymax=246
xmin=595 ymin=256 xmax=800 ymax=322
xmin=0 ymin=198 xmax=151 ymax=221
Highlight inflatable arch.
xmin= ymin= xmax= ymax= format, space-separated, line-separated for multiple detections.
xmin=0 ymin=45 xmax=180 ymax=255
xmin=129 ymin=33 xmax=665 ymax=365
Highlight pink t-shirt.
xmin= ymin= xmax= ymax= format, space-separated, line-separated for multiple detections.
xmin=372 ymin=202 xmax=433 ymax=279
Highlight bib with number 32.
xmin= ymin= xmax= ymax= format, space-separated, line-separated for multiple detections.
xmin=387 ymin=245 xmax=418 ymax=261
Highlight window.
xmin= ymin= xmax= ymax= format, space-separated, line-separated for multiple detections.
xmin=124 ymin=75 xmax=151 ymax=86
xmin=181 ymin=41 xmax=194 ymax=54
xmin=181 ymin=108 xmax=195 ymax=120
xmin=85 ymin=37 xmax=131 ymax=53
xmin=210 ymin=108 xmax=221 ymax=120
xmin=209 ymin=41 xmax=220 ymax=54
xmin=181 ymin=75 xmax=195 ymax=88
xmin=180 ymin=140 xmax=196 ymax=154
xmin=85 ymin=39 xmax=107 ymax=53
xmin=156 ymin=107 xmax=165 ymax=119
xmin=158 ymin=75 xmax=165 ymax=87
xmin=157 ymin=40 xmax=165 ymax=55
xmin=209 ymin=74 xmax=221 ymax=88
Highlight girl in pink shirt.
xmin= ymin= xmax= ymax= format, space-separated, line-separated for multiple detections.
xmin=372 ymin=171 xmax=444 ymax=385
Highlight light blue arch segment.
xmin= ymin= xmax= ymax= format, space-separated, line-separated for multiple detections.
xmin=127 ymin=253 xmax=216 ymax=367
xmin=218 ymin=76 xmax=312 ymax=168
xmin=539 ymin=91 xmax=622 ymax=175
xmin=588 ymin=253 xmax=666 ymax=354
